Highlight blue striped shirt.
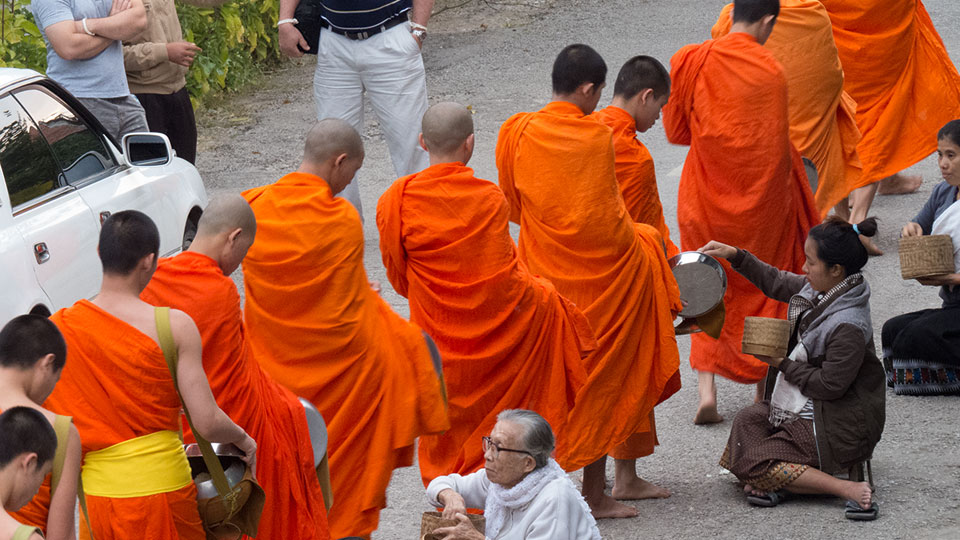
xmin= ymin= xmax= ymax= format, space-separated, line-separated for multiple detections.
xmin=319 ymin=0 xmax=412 ymax=32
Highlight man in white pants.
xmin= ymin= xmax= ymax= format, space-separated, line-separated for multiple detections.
xmin=278 ymin=0 xmax=433 ymax=219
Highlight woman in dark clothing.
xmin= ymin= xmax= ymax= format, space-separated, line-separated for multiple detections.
xmin=883 ymin=120 xmax=960 ymax=395
xmin=701 ymin=216 xmax=885 ymax=520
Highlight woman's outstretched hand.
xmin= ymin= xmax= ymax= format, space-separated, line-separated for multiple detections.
xmin=699 ymin=240 xmax=738 ymax=260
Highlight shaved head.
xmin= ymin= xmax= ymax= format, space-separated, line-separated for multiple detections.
xmin=303 ymin=118 xmax=364 ymax=165
xmin=421 ymin=102 xmax=474 ymax=154
xmin=197 ymin=193 xmax=257 ymax=239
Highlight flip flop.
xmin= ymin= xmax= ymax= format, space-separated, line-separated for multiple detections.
xmin=746 ymin=490 xmax=792 ymax=507
xmin=844 ymin=500 xmax=879 ymax=521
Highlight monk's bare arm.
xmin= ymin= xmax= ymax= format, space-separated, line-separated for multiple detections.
xmin=171 ymin=310 xmax=257 ymax=471
xmin=45 ymin=424 xmax=80 ymax=540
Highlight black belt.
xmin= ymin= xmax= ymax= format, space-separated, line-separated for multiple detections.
xmin=321 ymin=16 xmax=407 ymax=41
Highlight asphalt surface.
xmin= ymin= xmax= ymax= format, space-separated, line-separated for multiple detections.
xmin=195 ymin=1 xmax=960 ymax=538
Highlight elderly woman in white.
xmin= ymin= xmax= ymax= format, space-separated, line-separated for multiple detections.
xmin=426 ymin=409 xmax=601 ymax=540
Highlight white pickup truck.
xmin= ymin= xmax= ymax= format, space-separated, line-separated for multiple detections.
xmin=0 ymin=68 xmax=208 ymax=325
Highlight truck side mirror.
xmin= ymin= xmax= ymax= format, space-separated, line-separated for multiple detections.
xmin=122 ymin=132 xmax=174 ymax=167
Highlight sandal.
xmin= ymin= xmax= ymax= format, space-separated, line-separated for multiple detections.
xmin=844 ymin=500 xmax=879 ymax=521
xmin=746 ymin=490 xmax=792 ymax=507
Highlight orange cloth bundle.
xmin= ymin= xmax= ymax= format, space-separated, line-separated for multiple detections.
xmin=141 ymin=252 xmax=331 ymax=540
xmin=242 ymin=172 xmax=449 ymax=538
xmin=497 ymin=101 xmax=682 ymax=470
xmin=377 ymin=162 xmax=594 ymax=485
xmin=663 ymin=33 xmax=819 ymax=384
xmin=594 ymin=106 xmax=681 ymax=258
xmin=822 ymin=0 xmax=960 ymax=183
xmin=46 ymin=300 xmax=204 ymax=540
xmin=712 ymin=0 xmax=864 ymax=216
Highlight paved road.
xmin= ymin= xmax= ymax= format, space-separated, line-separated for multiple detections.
xmin=196 ymin=1 xmax=960 ymax=538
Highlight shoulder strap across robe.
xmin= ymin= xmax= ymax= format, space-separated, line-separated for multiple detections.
xmin=11 ymin=525 xmax=42 ymax=540
xmin=154 ymin=307 xmax=234 ymax=500
xmin=48 ymin=414 xmax=71 ymax=494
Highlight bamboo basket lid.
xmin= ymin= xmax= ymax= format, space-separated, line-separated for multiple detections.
xmin=742 ymin=317 xmax=790 ymax=358
xmin=421 ymin=511 xmax=485 ymax=540
xmin=899 ymin=235 xmax=954 ymax=279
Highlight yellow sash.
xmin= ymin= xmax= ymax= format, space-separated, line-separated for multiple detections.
xmin=81 ymin=430 xmax=192 ymax=498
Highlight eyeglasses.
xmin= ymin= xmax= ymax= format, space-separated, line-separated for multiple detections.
xmin=482 ymin=436 xmax=534 ymax=460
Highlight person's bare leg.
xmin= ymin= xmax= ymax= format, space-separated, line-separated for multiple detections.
xmin=833 ymin=197 xmax=851 ymax=222
xmin=754 ymin=380 xmax=765 ymax=403
xmin=784 ymin=468 xmax=873 ymax=510
xmin=582 ymin=456 xmax=639 ymax=518
xmin=611 ymin=458 xmax=671 ymax=500
xmin=877 ymin=172 xmax=922 ymax=195
xmin=695 ymin=370 xmax=723 ymax=424
xmin=848 ymin=183 xmax=883 ymax=255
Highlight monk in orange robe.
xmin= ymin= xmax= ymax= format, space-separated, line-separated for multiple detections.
xmin=712 ymin=0 xmax=865 ymax=221
xmin=595 ymin=55 xmax=679 ymax=259
xmin=497 ymin=44 xmax=683 ymax=518
xmin=592 ymin=55 xmax=681 ymax=499
xmin=140 ymin=195 xmax=331 ymax=540
xmin=823 ymin=0 xmax=960 ymax=248
xmin=242 ymin=119 xmax=449 ymax=538
xmin=663 ymin=0 xmax=819 ymax=424
xmin=0 ymin=315 xmax=80 ymax=540
xmin=45 ymin=211 xmax=256 ymax=540
xmin=377 ymin=102 xmax=594 ymax=487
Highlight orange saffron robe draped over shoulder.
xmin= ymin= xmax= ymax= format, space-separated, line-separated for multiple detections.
xmin=496 ymin=101 xmax=682 ymax=471
xmin=663 ymin=32 xmax=820 ymax=384
xmin=241 ymin=172 xmax=449 ymax=538
xmin=45 ymin=300 xmax=204 ymax=540
xmin=712 ymin=0 xmax=864 ymax=216
xmin=376 ymin=162 xmax=594 ymax=485
xmin=140 ymin=252 xmax=331 ymax=540
xmin=821 ymin=0 xmax=960 ymax=183
xmin=594 ymin=105 xmax=681 ymax=259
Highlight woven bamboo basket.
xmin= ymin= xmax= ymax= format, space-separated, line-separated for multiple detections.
xmin=742 ymin=317 xmax=790 ymax=358
xmin=420 ymin=511 xmax=485 ymax=540
xmin=899 ymin=235 xmax=955 ymax=279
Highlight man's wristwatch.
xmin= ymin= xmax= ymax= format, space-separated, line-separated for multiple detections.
xmin=411 ymin=22 xmax=427 ymax=42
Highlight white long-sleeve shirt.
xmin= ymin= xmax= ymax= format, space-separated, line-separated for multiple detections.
xmin=426 ymin=469 xmax=599 ymax=540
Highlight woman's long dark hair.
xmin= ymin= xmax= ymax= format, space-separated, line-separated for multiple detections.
xmin=807 ymin=216 xmax=878 ymax=276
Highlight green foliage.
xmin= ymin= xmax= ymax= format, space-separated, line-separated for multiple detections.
xmin=0 ymin=0 xmax=282 ymax=106
xmin=0 ymin=0 xmax=48 ymax=70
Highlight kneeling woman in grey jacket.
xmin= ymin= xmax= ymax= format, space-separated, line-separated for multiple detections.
xmin=701 ymin=216 xmax=885 ymax=520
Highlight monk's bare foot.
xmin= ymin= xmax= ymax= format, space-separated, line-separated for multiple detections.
xmin=586 ymin=493 xmax=640 ymax=519
xmin=843 ymin=481 xmax=873 ymax=510
xmin=612 ymin=476 xmax=671 ymax=500
xmin=877 ymin=173 xmax=922 ymax=195
xmin=860 ymin=235 xmax=883 ymax=256
xmin=694 ymin=403 xmax=723 ymax=425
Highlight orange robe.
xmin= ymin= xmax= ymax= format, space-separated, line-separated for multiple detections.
xmin=712 ymin=1 xmax=864 ymax=216
xmin=663 ymin=32 xmax=820 ymax=384
xmin=594 ymin=105 xmax=681 ymax=258
xmin=140 ymin=252 xmax=331 ymax=540
xmin=822 ymin=0 xmax=960 ymax=183
xmin=496 ymin=101 xmax=682 ymax=471
xmin=242 ymin=172 xmax=449 ymax=538
xmin=377 ymin=162 xmax=595 ymax=485
xmin=45 ymin=300 xmax=203 ymax=540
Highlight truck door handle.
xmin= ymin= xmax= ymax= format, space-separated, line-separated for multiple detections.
xmin=99 ymin=211 xmax=111 ymax=224
xmin=34 ymin=243 xmax=50 ymax=264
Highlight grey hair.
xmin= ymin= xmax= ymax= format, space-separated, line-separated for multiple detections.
xmin=497 ymin=409 xmax=555 ymax=469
